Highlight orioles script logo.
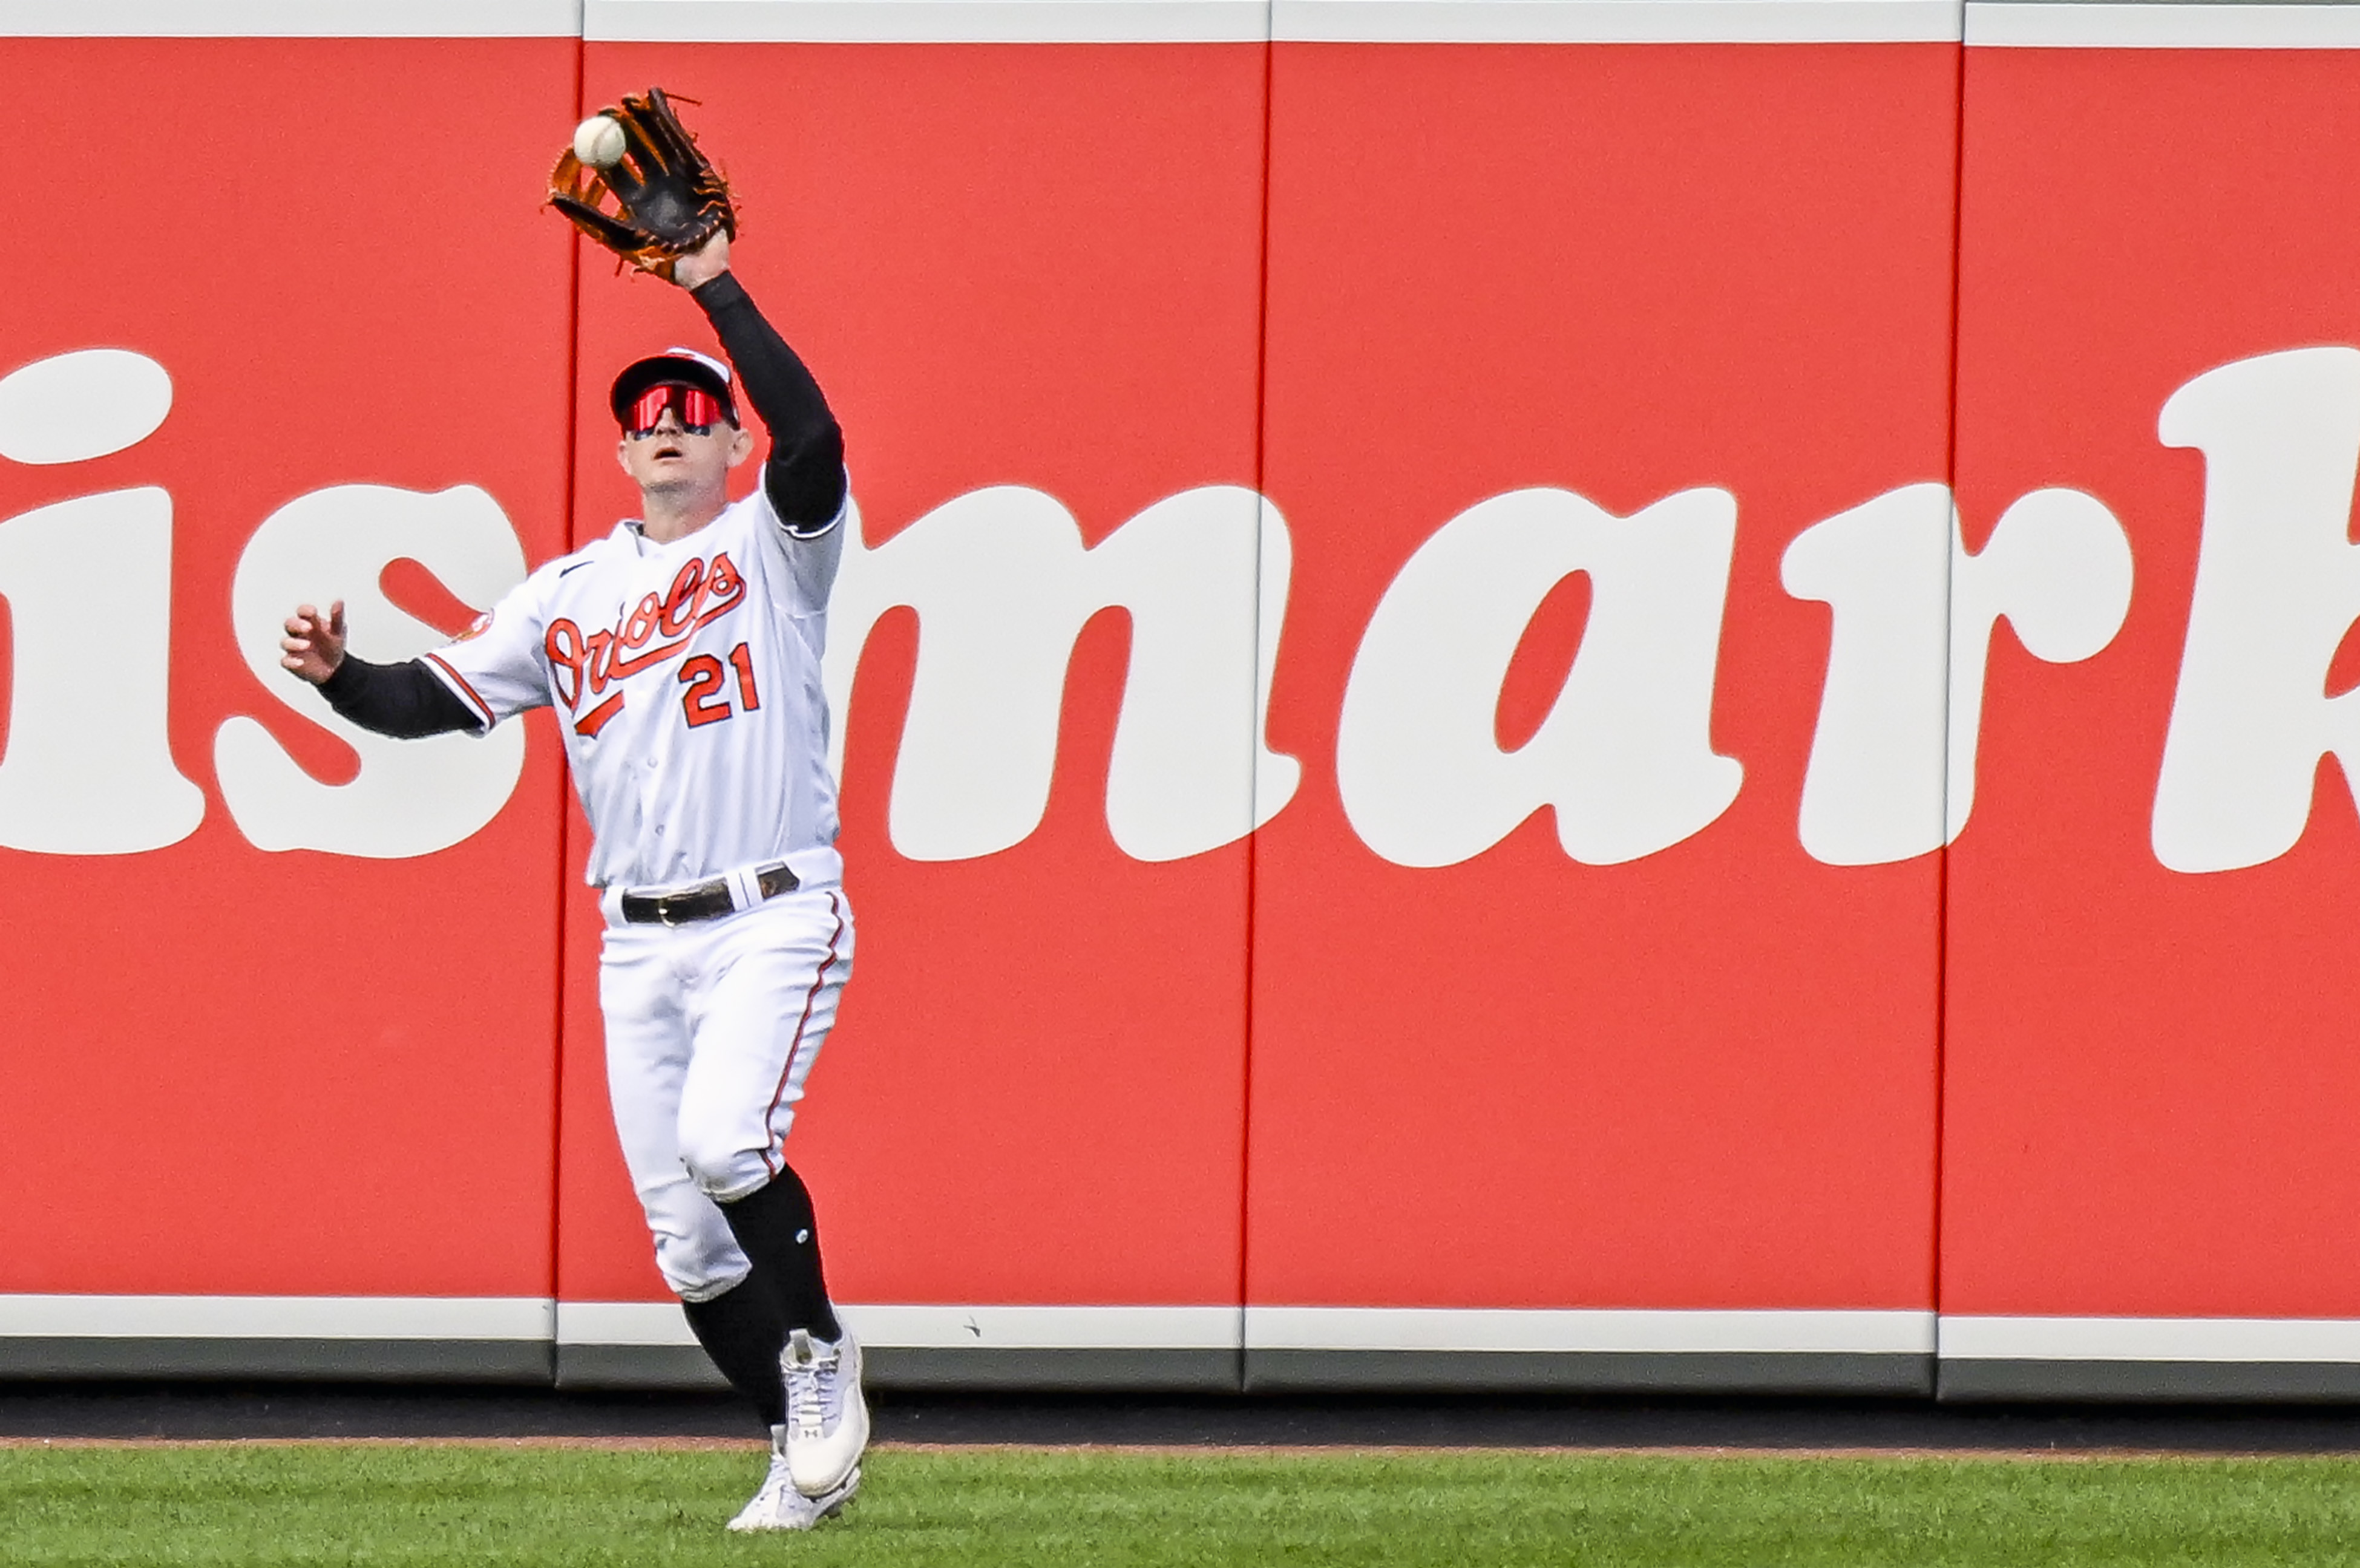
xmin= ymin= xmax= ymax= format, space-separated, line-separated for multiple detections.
xmin=545 ymin=551 xmax=748 ymax=737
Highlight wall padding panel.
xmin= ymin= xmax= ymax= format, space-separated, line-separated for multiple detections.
xmin=0 ymin=31 xmax=574 ymax=1317
xmin=1244 ymin=25 xmax=1960 ymax=1389
xmin=555 ymin=27 xmax=1269 ymax=1383
xmin=1942 ymin=1 xmax=2360 ymax=1400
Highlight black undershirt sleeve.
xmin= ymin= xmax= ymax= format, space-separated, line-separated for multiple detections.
xmin=317 ymin=655 xmax=480 ymax=739
xmin=689 ymin=271 xmax=848 ymax=536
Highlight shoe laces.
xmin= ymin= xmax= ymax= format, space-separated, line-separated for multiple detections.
xmin=785 ymin=1328 xmax=840 ymax=1439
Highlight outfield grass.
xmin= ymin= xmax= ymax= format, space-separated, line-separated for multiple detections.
xmin=8 ymin=1445 xmax=2360 ymax=1566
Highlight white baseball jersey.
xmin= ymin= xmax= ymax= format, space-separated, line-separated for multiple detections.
xmin=424 ymin=486 xmax=845 ymax=890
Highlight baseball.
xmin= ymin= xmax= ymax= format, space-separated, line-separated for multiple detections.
xmin=574 ymin=115 xmax=628 ymax=169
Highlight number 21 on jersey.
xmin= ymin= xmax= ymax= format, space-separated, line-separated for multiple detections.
xmin=680 ymin=642 xmax=761 ymax=728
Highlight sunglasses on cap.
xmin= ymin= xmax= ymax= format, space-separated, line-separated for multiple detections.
xmin=623 ymin=384 xmax=733 ymax=438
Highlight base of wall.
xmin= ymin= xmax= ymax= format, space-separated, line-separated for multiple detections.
xmin=16 ymin=1340 xmax=2360 ymax=1404
xmin=1245 ymin=1350 xmax=1933 ymax=1396
xmin=15 ymin=1301 xmax=2360 ymax=1403
xmin=1939 ymin=1359 xmax=2360 ymax=1402
xmin=556 ymin=1342 xmax=1239 ymax=1391
xmin=553 ymin=1343 xmax=730 ymax=1390
xmin=564 ymin=1344 xmax=1927 ymax=1394
xmin=0 ymin=1338 xmax=552 ymax=1382
xmin=867 ymin=1347 xmax=1241 ymax=1390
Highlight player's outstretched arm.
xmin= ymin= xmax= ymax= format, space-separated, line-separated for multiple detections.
xmin=280 ymin=598 xmax=480 ymax=739
xmin=670 ymin=235 xmax=848 ymax=535
xmin=281 ymin=601 xmax=347 ymax=683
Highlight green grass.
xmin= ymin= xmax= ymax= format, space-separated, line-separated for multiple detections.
xmin=8 ymin=1445 xmax=2360 ymax=1566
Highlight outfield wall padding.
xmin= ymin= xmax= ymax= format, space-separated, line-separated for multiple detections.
xmin=7 ymin=0 xmax=2360 ymax=1401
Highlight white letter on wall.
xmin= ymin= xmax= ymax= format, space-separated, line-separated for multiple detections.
xmin=1336 ymin=486 xmax=1742 ymax=868
xmin=215 ymin=485 xmax=527 ymax=858
xmin=823 ymin=485 xmax=1297 ymax=862
xmin=0 ymin=491 xmax=206 ymax=852
xmin=1781 ymin=482 xmax=2131 ymax=865
xmin=2154 ymin=345 xmax=2360 ymax=872
xmin=0 ymin=349 xmax=172 ymax=465
xmin=0 ymin=348 xmax=202 ymax=854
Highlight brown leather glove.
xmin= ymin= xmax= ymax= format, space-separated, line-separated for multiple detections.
xmin=548 ymin=87 xmax=736 ymax=280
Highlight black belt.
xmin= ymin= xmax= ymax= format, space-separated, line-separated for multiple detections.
xmin=620 ymin=863 xmax=800 ymax=926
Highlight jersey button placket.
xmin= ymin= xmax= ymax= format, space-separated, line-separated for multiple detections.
xmin=642 ymin=725 xmax=669 ymax=849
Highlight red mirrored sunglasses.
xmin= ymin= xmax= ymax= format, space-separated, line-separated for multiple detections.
xmin=623 ymin=384 xmax=732 ymax=437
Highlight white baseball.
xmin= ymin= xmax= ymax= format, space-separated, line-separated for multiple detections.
xmin=574 ymin=115 xmax=628 ymax=169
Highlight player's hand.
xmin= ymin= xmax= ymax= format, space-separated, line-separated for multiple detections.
xmin=281 ymin=600 xmax=348 ymax=684
xmin=670 ymin=230 xmax=731 ymax=290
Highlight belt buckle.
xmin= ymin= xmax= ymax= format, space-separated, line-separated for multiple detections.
xmin=655 ymin=892 xmax=689 ymax=927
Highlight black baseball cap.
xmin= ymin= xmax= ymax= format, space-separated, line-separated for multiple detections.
xmin=609 ymin=347 xmax=739 ymax=426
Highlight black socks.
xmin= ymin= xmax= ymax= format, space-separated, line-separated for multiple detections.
xmin=681 ymin=1283 xmax=788 ymax=1427
xmin=684 ymin=1163 xmax=846 ymax=1428
xmin=718 ymin=1163 xmax=844 ymax=1344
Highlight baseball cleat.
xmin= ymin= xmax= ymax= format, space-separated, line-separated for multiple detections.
xmin=726 ymin=1449 xmax=860 ymax=1533
xmin=781 ymin=1327 xmax=870 ymax=1497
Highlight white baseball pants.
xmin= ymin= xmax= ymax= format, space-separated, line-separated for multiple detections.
xmin=598 ymin=885 xmax=853 ymax=1302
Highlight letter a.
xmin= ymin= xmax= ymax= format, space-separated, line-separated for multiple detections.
xmin=1337 ymin=486 xmax=1742 ymax=867
xmin=2154 ymin=347 xmax=2360 ymax=873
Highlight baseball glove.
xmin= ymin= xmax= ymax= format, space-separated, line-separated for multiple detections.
xmin=548 ymin=88 xmax=736 ymax=279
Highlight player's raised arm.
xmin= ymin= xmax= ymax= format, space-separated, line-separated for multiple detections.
xmin=672 ymin=234 xmax=848 ymax=536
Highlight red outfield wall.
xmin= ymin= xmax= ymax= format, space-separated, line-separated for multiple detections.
xmin=1942 ymin=21 xmax=2360 ymax=1397
xmin=5 ymin=0 xmax=2360 ymax=1398
xmin=560 ymin=39 xmax=1269 ymax=1377
xmin=1243 ymin=34 xmax=1957 ymax=1386
xmin=0 ymin=29 xmax=575 ymax=1374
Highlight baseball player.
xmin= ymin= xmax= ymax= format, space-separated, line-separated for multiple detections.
xmin=278 ymin=227 xmax=867 ymax=1532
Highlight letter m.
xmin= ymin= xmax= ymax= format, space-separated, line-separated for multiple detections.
xmin=822 ymin=486 xmax=1298 ymax=862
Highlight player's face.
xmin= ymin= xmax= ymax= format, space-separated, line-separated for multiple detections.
xmin=615 ymin=400 xmax=755 ymax=497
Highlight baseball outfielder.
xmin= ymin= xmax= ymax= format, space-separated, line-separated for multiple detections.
xmin=280 ymin=214 xmax=868 ymax=1531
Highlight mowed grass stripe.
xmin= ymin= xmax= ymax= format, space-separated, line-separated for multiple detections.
xmin=8 ymin=1446 xmax=2360 ymax=1566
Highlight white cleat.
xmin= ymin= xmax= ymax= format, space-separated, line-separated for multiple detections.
xmin=726 ymin=1446 xmax=860 ymax=1533
xmin=781 ymin=1327 xmax=870 ymax=1497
